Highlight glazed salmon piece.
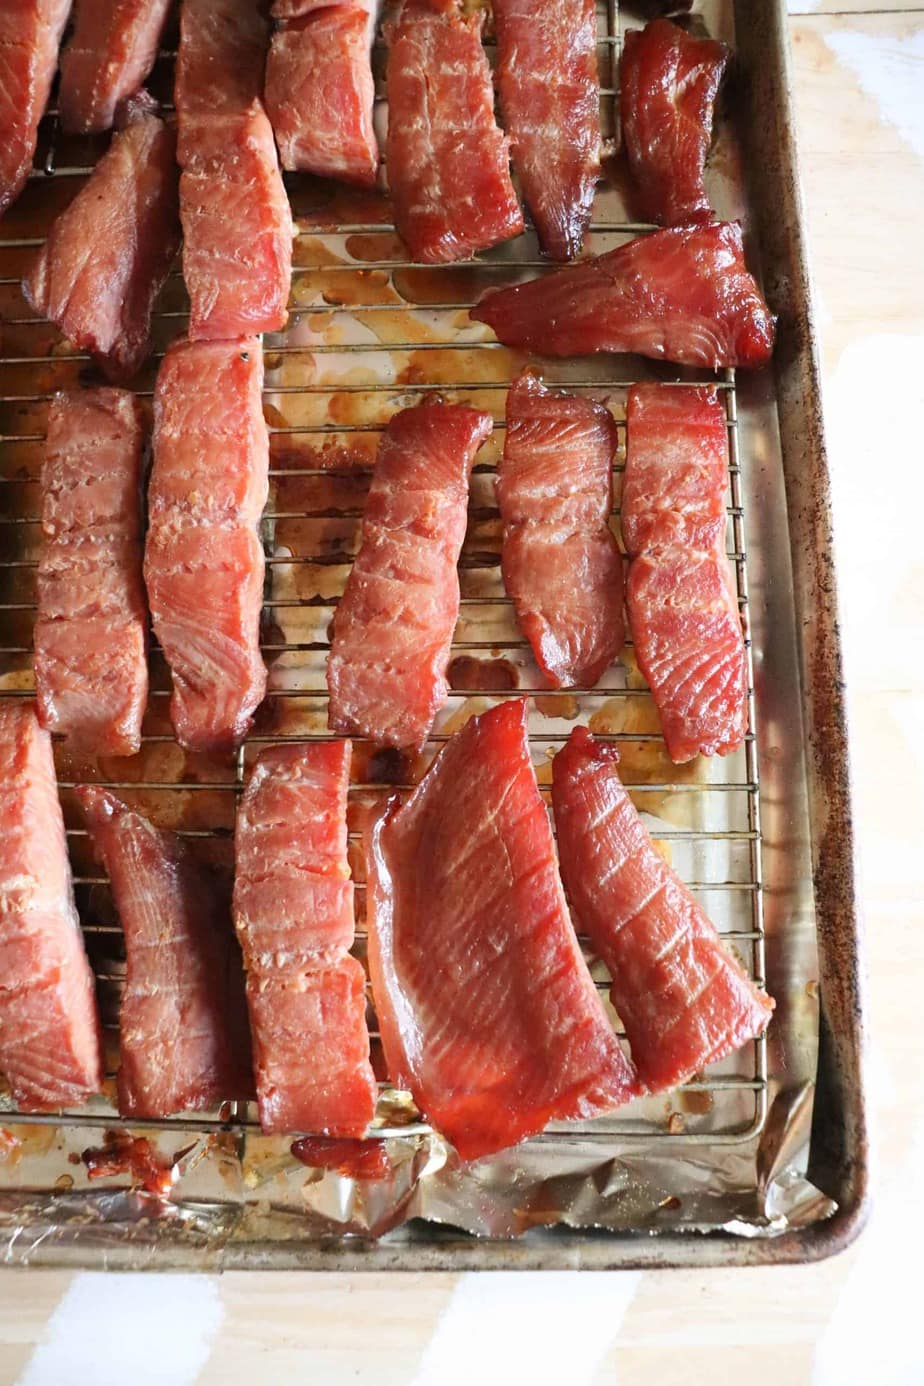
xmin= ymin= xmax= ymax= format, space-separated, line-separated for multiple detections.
xmin=265 ymin=0 xmax=380 ymax=185
xmin=552 ymin=727 xmax=773 ymax=1092
xmin=145 ymin=337 xmax=268 ymax=755
xmin=35 ymin=389 xmax=148 ymax=756
xmin=58 ymin=0 xmax=173 ymax=134
xmin=78 ymin=787 xmax=253 ymax=1118
xmin=623 ymin=384 xmax=747 ymax=762
xmin=0 ymin=704 xmax=103 ymax=1112
xmin=471 ymin=222 xmax=776 ymax=369
xmin=498 ymin=375 xmax=623 ymax=688
xmin=0 ymin=0 xmax=72 ymax=218
xmin=23 ymin=96 xmax=180 ymax=381
xmin=493 ymin=0 xmax=600 ymax=260
xmin=234 ymin=742 xmax=377 ymax=1137
xmin=385 ymin=0 xmax=523 ymax=263
xmin=365 ymin=699 xmax=638 ymax=1161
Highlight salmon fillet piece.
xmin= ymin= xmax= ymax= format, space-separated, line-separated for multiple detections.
xmin=78 ymin=786 xmax=253 ymax=1118
xmin=23 ymin=97 xmax=180 ymax=381
xmin=471 ymin=222 xmax=776 ymax=369
xmin=58 ymin=0 xmax=173 ymax=134
xmin=234 ymin=742 xmax=377 ymax=1137
xmin=265 ymin=0 xmax=380 ymax=185
xmin=620 ymin=17 xmax=728 ymax=226
xmin=493 ymin=0 xmax=600 ymax=260
xmin=385 ymin=0 xmax=523 ymax=263
xmin=328 ymin=401 xmax=492 ymax=750
xmin=145 ymin=337 xmax=268 ymax=755
xmin=623 ymin=384 xmax=747 ymax=761
xmin=176 ymin=0 xmax=292 ymax=339
xmin=35 ymin=389 xmax=149 ymax=757
xmin=498 ymin=374 xmax=623 ymax=687
xmin=365 ymin=698 xmax=638 ymax=1161
xmin=0 ymin=0 xmax=72 ymax=218
xmin=0 ymin=703 xmax=103 ymax=1112
xmin=552 ymin=727 xmax=773 ymax=1092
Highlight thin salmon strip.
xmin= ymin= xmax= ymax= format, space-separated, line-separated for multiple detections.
xmin=58 ymin=0 xmax=173 ymax=134
xmin=234 ymin=742 xmax=377 ymax=1137
xmin=365 ymin=699 xmax=638 ymax=1161
xmin=145 ymin=337 xmax=268 ymax=755
xmin=175 ymin=0 xmax=292 ymax=340
xmin=265 ymin=0 xmax=380 ymax=185
xmin=385 ymin=0 xmax=523 ymax=263
xmin=78 ymin=787 xmax=253 ymax=1118
xmin=35 ymin=389 xmax=148 ymax=757
xmin=493 ymin=0 xmax=600 ymax=260
xmin=23 ymin=94 xmax=179 ymax=382
xmin=0 ymin=704 xmax=103 ymax=1112
xmin=552 ymin=727 xmax=773 ymax=1092
xmin=623 ymin=384 xmax=747 ymax=761
xmin=620 ymin=18 xmax=728 ymax=226
xmin=0 ymin=0 xmax=72 ymax=218
xmin=498 ymin=374 xmax=624 ymax=687
xmin=471 ymin=222 xmax=776 ymax=369
xmin=328 ymin=401 xmax=492 ymax=750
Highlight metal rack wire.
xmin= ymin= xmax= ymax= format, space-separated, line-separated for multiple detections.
xmin=0 ymin=1 xmax=767 ymax=1147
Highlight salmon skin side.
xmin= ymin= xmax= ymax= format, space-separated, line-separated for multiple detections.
xmin=498 ymin=374 xmax=624 ymax=688
xmin=622 ymin=384 xmax=748 ymax=761
xmin=144 ymin=337 xmax=268 ymax=755
xmin=551 ymin=727 xmax=773 ymax=1092
xmin=175 ymin=0 xmax=293 ymax=340
xmin=364 ymin=698 xmax=638 ymax=1162
xmin=78 ymin=786 xmax=253 ymax=1118
xmin=23 ymin=97 xmax=180 ymax=382
xmin=471 ymin=221 xmax=776 ymax=370
xmin=0 ymin=703 xmax=103 ymax=1112
xmin=58 ymin=0 xmax=173 ymax=134
xmin=0 ymin=0 xmax=73 ymax=218
xmin=620 ymin=17 xmax=729 ymax=226
xmin=328 ymin=400 xmax=492 ymax=750
xmin=35 ymin=389 xmax=149 ymax=756
xmin=233 ymin=741 xmax=378 ymax=1138
xmin=265 ymin=0 xmax=380 ymax=185
xmin=385 ymin=0 xmax=524 ymax=263
xmin=493 ymin=0 xmax=600 ymax=260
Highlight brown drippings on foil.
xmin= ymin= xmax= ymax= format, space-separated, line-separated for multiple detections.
xmin=448 ymin=656 xmax=518 ymax=692
xmin=534 ymin=692 xmax=580 ymax=721
xmin=291 ymin=1136 xmax=392 ymax=1181
xmin=0 ymin=1128 xmax=19 ymax=1161
xmin=82 ymin=1130 xmax=175 ymax=1197
xmin=679 ymin=1089 xmax=714 ymax=1116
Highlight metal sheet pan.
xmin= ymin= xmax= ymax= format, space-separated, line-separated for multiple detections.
xmin=0 ymin=0 xmax=867 ymax=1267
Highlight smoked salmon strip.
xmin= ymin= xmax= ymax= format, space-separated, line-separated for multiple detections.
xmin=498 ymin=375 xmax=623 ymax=687
xmin=175 ymin=0 xmax=292 ymax=340
xmin=58 ymin=0 xmax=173 ymax=134
xmin=552 ymin=727 xmax=773 ymax=1092
xmin=234 ymin=742 xmax=377 ymax=1137
xmin=328 ymin=401 xmax=492 ymax=750
xmin=0 ymin=704 xmax=103 ymax=1112
xmin=620 ymin=18 xmax=729 ymax=226
xmin=23 ymin=95 xmax=180 ymax=381
xmin=471 ymin=222 xmax=776 ymax=369
xmin=35 ymin=389 xmax=148 ymax=757
xmin=364 ymin=699 xmax=638 ymax=1161
xmin=385 ymin=0 xmax=523 ymax=263
xmin=0 ymin=0 xmax=72 ymax=218
xmin=623 ymin=384 xmax=747 ymax=761
xmin=493 ymin=0 xmax=600 ymax=260
xmin=78 ymin=787 xmax=253 ymax=1118
xmin=265 ymin=0 xmax=380 ymax=185
xmin=145 ymin=337 xmax=268 ymax=755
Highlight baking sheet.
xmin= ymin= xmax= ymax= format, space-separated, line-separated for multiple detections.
xmin=0 ymin=0 xmax=863 ymax=1268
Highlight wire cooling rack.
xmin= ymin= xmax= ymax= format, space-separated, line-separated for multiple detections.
xmin=0 ymin=0 xmax=767 ymax=1146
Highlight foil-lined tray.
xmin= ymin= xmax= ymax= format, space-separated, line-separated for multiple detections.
xmin=0 ymin=0 xmax=867 ymax=1268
